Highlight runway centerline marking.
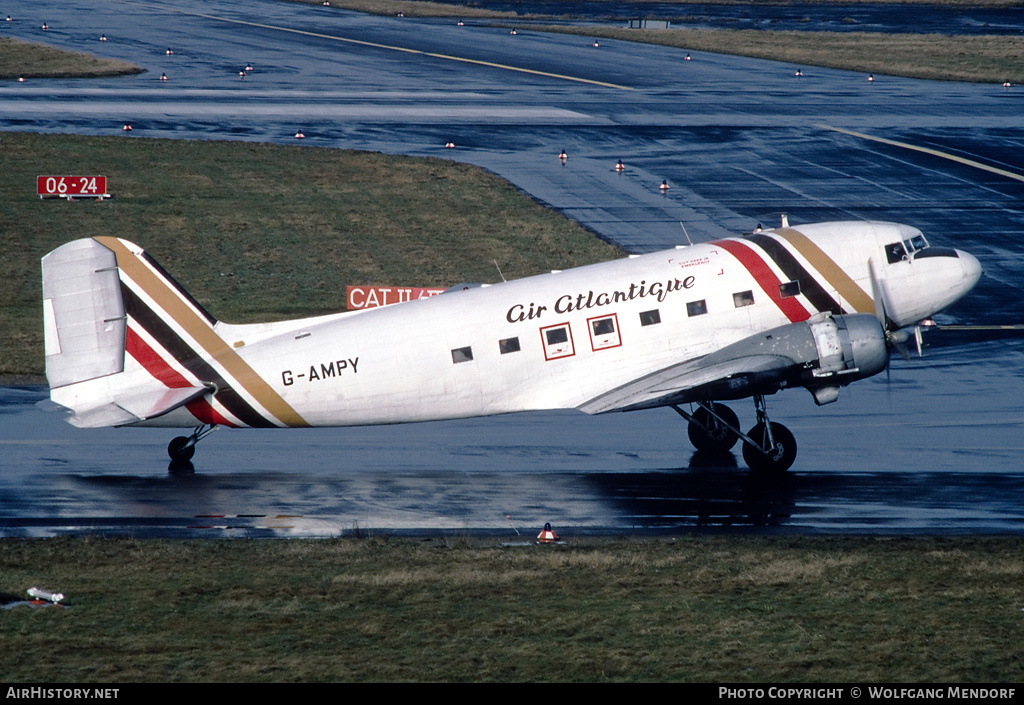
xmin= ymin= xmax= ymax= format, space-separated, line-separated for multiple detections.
xmin=127 ymin=1 xmax=634 ymax=91
xmin=819 ymin=125 xmax=1024 ymax=183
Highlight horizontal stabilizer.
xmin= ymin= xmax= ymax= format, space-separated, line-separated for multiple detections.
xmin=49 ymin=385 xmax=209 ymax=428
xmin=115 ymin=386 xmax=209 ymax=423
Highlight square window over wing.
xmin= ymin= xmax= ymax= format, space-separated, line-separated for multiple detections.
xmin=733 ymin=290 xmax=754 ymax=307
xmin=640 ymin=309 xmax=661 ymax=326
xmin=499 ymin=337 xmax=520 ymax=354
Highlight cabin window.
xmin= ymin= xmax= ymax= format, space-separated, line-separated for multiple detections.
xmin=541 ymin=323 xmax=575 ymax=360
xmin=499 ymin=337 xmax=520 ymax=354
xmin=733 ymin=290 xmax=754 ymax=308
xmin=779 ymin=281 xmax=800 ymax=299
xmin=588 ymin=314 xmax=621 ymax=351
xmin=451 ymin=346 xmax=474 ymax=364
xmin=686 ymin=300 xmax=708 ymax=317
xmin=546 ymin=327 xmax=568 ymax=345
xmin=591 ymin=317 xmax=615 ymax=336
xmin=885 ymin=241 xmax=908 ymax=264
xmin=640 ymin=309 xmax=661 ymax=326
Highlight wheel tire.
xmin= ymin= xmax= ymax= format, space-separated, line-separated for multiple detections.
xmin=687 ymin=404 xmax=740 ymax=451
xmin=742 ymin=422 xmax=797 ymax=473
xmin=167 ymin=436 xmax=195 ymax=461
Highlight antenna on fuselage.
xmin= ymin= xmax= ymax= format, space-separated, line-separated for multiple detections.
xmin=679 ymin=222 xmax=693 ymax=246
xmin=493 ymin=259 xmax=506 ymax=283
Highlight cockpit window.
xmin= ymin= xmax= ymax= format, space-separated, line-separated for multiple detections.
xmin=885 ymin=242 xmax=908 ymax=264
xmin=887 ymin=235 xmax=930 ymax=264
xmin=906 ymin=234 xmax=928 ymax=252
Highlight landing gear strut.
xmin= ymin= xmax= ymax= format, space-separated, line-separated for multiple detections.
xmin=167 ymin=424 xmax=218 ymax=461
xmin=675 ymin=395 xmax=797 ymax=473
xmin=675 ymin=402 xmax=739 ymax=451
xmin=741 ymin=396 xmax=797 ymax=473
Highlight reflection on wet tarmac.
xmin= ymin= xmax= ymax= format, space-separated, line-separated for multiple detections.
xmin=4 ymin=356 xmax=1024 ymax=538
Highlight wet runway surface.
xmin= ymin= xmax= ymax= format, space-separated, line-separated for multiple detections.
xmin=5 ymin=335 xmax=1024 ymax=537
xmin=449 ymin=2 xmax=1024 ymax=36
xmin=2 ymin=0 xmax=1024 ymax=536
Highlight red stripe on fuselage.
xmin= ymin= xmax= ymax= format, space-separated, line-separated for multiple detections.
xmin=126 ymin=325 xmax=193 ymax=388
xmin=713 ymin=239 xmax=811 ymax=323
xmin=185 ymin=398 xmax=236 ymax=427
xmin=126 ymin=326 xmax=238 ymax=428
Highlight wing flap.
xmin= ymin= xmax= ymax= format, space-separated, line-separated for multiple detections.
xmin=578 ymin=355 xmax=794 ymax=414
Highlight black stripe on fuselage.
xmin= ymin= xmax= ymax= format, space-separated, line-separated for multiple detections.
xmin=120 ymin=283 xmax=276 ymax=428
xmin=140 ymin=251 xmax=218 ymax=326
xmin=745 ymin=234 xmax=845 ymax=315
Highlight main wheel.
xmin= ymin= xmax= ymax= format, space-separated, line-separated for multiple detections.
xmin=742 ymin=422 xmax=797 ymax=473
xmin=167 ymin=436 xmax=195 ymax=461
xmin=687 ymin=404 xmax=740 ymax=451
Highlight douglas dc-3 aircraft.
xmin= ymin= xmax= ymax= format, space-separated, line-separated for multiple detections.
xmin=41 ymin=220 xmax=981 ymax=472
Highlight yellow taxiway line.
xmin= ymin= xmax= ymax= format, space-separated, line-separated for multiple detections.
xmin=128 ymin=1 xmax=634 ymax=91
xmin=819 ymin=124 xmax=1024 ymax=183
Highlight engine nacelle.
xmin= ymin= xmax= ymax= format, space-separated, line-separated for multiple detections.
xmin=697 ymin=312 xmax=889 ymax=405
xmin=802 ymin=313 xmax=889 ymax=404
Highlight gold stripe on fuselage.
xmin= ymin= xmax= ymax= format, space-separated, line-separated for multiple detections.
xmin=772 ymin=228 xmax=875 ymax=314
xmin=94 ymin=237 xmax=309 ymax=428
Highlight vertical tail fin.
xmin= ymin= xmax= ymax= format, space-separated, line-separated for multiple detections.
xmin=42 ymin=238 xmax=128 ymax=389
xmin=41 ymin=237 xmax=306 ymax=429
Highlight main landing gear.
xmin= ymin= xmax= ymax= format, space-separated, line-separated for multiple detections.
xmin=167 ymin=424 xmax=218 ymax=462
xmin=673 ymin=395 xmax=798 ymax=473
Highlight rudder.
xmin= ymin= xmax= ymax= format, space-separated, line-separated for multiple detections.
xmin=42 ymin=238 xmax=128 ymax=389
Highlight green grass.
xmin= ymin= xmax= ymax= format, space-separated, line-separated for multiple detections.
xmin=296 ymin=0 xmax=1024 ymax=83
xmin=0 ymin=132 xmax=622 ymax=378
xmin=518 ymin=26 xmax=1024 ymax=84
xmin=2 ymin=536 xmax=1023 ymax=682
xmin=0 ymin=37 xmax=142 ymax=79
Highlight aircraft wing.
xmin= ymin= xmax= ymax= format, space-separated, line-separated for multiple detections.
xmin=48 ymin=385 xmax=209 ymax=428
xmin=578 ymin=354 xmax=795 ymax=415
xmin=579 ymin=312 xmax=892 ymax=414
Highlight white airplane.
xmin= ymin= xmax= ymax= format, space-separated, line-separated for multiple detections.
xmin=40 ymin=220 xmax=981 ymax=472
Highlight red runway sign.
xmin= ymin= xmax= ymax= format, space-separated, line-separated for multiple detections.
xmin=38 ymin=175 xmax=109 ymax=199
xmin=347 ymin=286 xmax=445 ymax=310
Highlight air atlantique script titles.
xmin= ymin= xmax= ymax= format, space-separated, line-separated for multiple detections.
xmin=506 ymin=276 xmax=695 ymax=323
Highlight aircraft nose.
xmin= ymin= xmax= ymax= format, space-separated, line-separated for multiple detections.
xmin=957 ymin=249 xmax=983 ymax=293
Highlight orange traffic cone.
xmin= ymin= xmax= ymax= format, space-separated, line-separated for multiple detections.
xmin=537 ymin=522 xmax=558 ymax=544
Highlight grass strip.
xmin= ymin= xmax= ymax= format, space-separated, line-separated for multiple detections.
xmin=0 ymin=37 xmax=143 ymax=79
xmin=2 ymin=535 xmax=1023 ymax=682
xmin=0 ymin=132 xmax=622 ymax=378
xmin=292 ymin=0 xmax=1024 ymax=83
xmin=517 ymin=26 xmax=1024 ymax=84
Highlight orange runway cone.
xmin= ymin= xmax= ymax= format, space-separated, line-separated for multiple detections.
xmin=537 ymin=522 xmax=559 ymax=544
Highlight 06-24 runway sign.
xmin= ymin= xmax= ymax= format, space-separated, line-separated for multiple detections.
xmin=37 ymin=175 xmax=108 ymax=199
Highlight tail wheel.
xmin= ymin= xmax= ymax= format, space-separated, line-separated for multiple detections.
xmin=167 ymin=436 xmax=195 ymax=461
xmin=742 ymin=422 xmax=797 ymax=473
xmin=687 ymin=404 xmax=740 ymax=451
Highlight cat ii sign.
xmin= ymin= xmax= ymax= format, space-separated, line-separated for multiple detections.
xmin=347 ymin=286 xmax=445 ymax=310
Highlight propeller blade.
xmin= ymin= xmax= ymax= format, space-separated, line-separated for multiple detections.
xmin=868 ymin=257 xmax=887 ymax=328
xmin=869 ymin=256 xmax=916 ymax=359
